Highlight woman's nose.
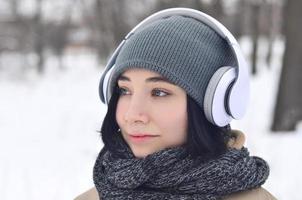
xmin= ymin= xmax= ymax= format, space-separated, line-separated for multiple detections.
xmin=124 ymin=95 xmax=149 ymax=124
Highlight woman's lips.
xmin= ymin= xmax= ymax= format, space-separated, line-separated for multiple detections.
xmin=128 ymin=134 xmax=159 ymax=143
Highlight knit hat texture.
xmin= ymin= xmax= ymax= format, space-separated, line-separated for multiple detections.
xmin=108 ymin=15 xmax=236 ymax=109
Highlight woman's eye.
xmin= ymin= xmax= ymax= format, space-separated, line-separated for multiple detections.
xmin=118 ymin=87 xmax=130 ymax=96
xmin=152 ymin=89 xmax=170 ymax=97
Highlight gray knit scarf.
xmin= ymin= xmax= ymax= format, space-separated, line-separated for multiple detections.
xmin=93 ymin=132 xmax=269 ymax=200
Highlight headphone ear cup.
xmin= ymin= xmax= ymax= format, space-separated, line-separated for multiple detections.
xmin=99 ymin=40 xmax=127 ymax=104
xmin=203 ymin=66 xmax=236 ymax=127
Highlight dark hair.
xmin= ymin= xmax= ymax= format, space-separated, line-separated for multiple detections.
xmin=186 ymin=94 xmax=231 ymax=159
xmin=100 ymin=86 xmax=231 ymax=160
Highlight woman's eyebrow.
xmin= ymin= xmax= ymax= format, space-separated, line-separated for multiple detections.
xmin=146 ymin=76 xmax=175 ymax=85
xmin=117 ymin=75 xmax=130 ymax=81
xmin=118 ymin=75 xmax=175 ymax=85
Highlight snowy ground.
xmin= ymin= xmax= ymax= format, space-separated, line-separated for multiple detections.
xmin=0 ymin=38 xmax=301 ymax=200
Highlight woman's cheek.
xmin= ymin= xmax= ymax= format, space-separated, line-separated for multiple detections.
xmin=116 ymin=99 xmax=127 ymax=127
xmin=155 ymin=102 xmax=187 ymax=137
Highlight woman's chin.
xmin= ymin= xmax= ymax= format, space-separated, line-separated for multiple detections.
xmin=131 ymin=147 xmax=157 ymax=158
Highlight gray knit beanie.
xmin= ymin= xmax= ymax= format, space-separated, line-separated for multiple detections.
xmin=108 ymin=15 xmax=236 ymax=109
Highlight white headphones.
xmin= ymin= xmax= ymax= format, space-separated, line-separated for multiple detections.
xmin=99 ymin=8 xmax=250 ymax=127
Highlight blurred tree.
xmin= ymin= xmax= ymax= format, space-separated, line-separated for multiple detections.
xmin=33 ymin=0 xmax=45 ymax=74
xmin=232 ymin=0 xmax=246 ymax=38
xmin=155 ymin=0 xmax=188 ymax=9
xmin=265 ymin=2 xmax=274 ymax=68
xmin=192 ymin=0 xmax=207 ymax=11
xmin=250 ymin=1 xmax=261 ymax=75
xmin=154 ymin=0 xmax=209 ymax=13
xmin=10 ymin=0 xmax=21 ymax=20
xmin=93 ymin=0 xmax=130 ymax=63
xmin=272 ymin=0 xmax=302 ymax=131
xmin=10 ymin=0 xmax=31 ymax=72
xmin=208 ymin=0 xmax=223 ymax=21
xmin=265 ymin=1 xmax=282 ymax=68
xmin=46 ymin=22 xmax=70 ymax=70
xmin=46 ymin=1 xmax=74 ymax=71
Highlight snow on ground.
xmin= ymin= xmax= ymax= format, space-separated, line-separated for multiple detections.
xmin=232 ymin=37 xmax=302 ymax=200
xmin=0 ymin=52 xmax=107 ymax=199
xmin=0 ymin=38 xmax=301 ymax=200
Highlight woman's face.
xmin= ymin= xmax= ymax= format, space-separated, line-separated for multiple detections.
xmin=116 ymin=68 xmax=188 ymax=158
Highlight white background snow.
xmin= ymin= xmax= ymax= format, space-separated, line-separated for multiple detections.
xmin=0 ymin=37 xmax=301 ymax=200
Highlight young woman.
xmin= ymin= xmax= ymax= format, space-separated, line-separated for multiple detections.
xmin=75 ymin=8 xmax=276 ymax=200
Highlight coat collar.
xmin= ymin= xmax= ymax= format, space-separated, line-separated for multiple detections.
xmin=227 ymin=129 xmax=246 ymax=149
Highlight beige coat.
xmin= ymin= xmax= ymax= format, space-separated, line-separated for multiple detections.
xmin=74 ymin=186 xmax=277 ymax=200
xmin=75 ymin=130 xmax=277 ymax=200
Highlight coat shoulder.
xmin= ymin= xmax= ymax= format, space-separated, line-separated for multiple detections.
xmin=74 ymin=187 xmax=99 ymax=200
xmin=74 ymin=186 xmax=276 ymax=200
xmin=224 ymin=187 xmax=277 ymax=200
